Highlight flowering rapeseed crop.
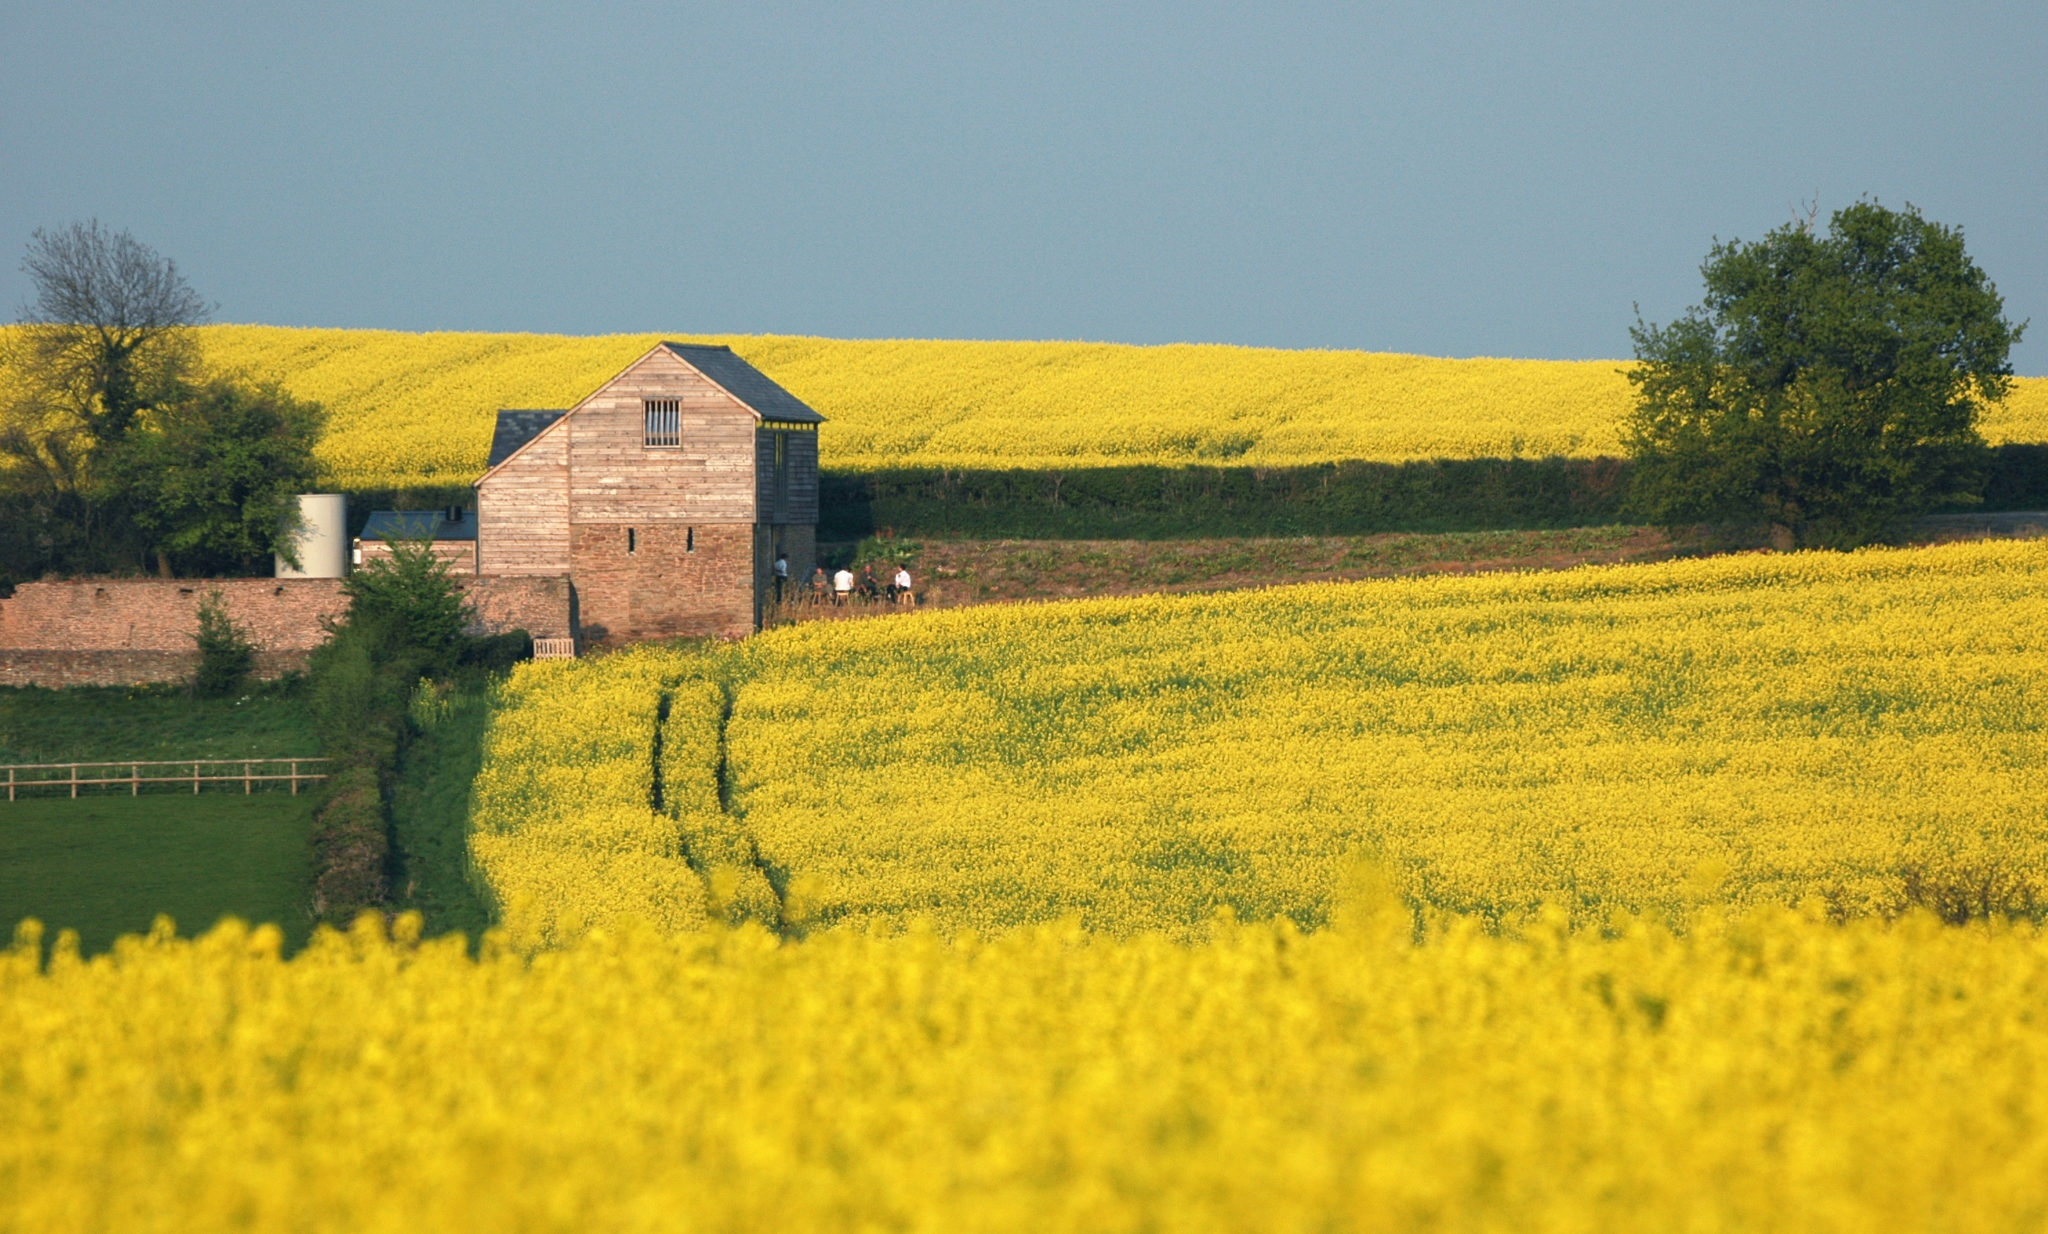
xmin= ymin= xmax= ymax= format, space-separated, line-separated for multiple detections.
xmin=8 ymin=542 xmax=2048 ymax=1229
xmin=468 ymin=648 xmax=707 ymax=948
xmin=724 ymin=540 xmax=2048 ymax=937
xmin=84 ymin=324 xmax=2048 ymax=487
xmin=5 ymin=908 xmax=2047 ymax=1232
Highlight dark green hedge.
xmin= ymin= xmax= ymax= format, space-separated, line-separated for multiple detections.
xmin=817 ymin=445 xmax=2048 ymax=540
xmin=330 ymin=445 xmax=2047 ymax=543
xmin=821 ymin=457 xmax=1632 ymax=540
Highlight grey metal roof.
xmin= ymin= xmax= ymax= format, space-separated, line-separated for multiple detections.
xmin=487 ymin=409 xmax=567 ymax=468
xmin=360 ymin=509 xmax=477 ymax=542
xmin=662 ymin=343 xmax=826 ymax=424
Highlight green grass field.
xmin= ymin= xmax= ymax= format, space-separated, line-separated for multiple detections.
xmin=0 ymin=793 xmax=315 ymax=954
xmin=0 ymin=684 xmax=320 ymax=764
xmin=0 ymin=684 xmax=323 ymax=954
xmin=388 ymin=684 xmax=493 ymax=943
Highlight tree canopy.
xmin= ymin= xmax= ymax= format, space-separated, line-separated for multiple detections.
xmin=98 ymin=380 xmax=325 ymax=576
xmin=1 ymin=222 xmax=322 ymax=583
xmin=1624 ymin=201 xmax=2025 ymax=548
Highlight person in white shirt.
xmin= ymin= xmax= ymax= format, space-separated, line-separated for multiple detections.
xmin=832 ymin=567 xmax=854 ymax=605
xmin=772 ymin=553 xmax=788 ymax=606
xmin=893 ymin=566 xmax=914 ymax=606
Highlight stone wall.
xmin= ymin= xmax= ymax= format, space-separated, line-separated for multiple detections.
xmin=0 ymin=575 xmax=573 ymax=688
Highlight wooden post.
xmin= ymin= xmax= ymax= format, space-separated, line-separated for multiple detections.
xmin=290 ymin=760 xmax=299 ymax=796
xmin=7 ymin=766 xmax=13 ymax=803
xmin=132 ymin=763 xmax=139 ymax=797
xmin=71 ymin=763 xmax=78 ymax=800
xmin=244 ymin=760 xmax=252 ymax=795
xmin=193 ymin=762 xmax=200 ymax=795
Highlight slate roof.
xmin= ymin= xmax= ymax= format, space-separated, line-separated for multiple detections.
xmin=662 ymin=343 xmax=826 ymax=424
xmin=487 ymin=409 xmax=568 ymax=468
xmin=360 ymin=509 xmax=477 ymax=542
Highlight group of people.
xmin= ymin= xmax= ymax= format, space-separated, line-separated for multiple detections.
xmin=773 ymin=553 xmax=915 ymax=609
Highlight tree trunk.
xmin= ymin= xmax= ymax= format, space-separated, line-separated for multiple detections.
xmin=156 ymin=549 xmax=173 ymax=578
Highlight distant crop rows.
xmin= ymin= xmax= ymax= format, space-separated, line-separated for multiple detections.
xmin=170 ymin=325 xmax=2048 ymax=488
xmin=459 ymin=539 xmax=2048 ymax=943
xmin=726 ymin=538 xmax=2048 ymax=935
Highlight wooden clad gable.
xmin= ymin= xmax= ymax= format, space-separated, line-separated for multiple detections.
xmin=564 ymin=346 xmax=759 ymax=525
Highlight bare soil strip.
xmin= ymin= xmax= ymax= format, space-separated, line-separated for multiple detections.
xmin=777 ymin=514 xmax=2047 ymax=624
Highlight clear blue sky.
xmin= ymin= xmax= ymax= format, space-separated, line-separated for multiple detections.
xmin=3 ymin=1 xmax=2042 ymax=370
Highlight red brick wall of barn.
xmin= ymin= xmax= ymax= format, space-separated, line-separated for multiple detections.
xmin=569 ymin=522 xmax=755 ymax=643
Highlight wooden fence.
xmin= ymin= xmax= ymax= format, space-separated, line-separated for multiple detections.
xmin=533 ymin=638 xmax=577 ymax=659
xmin=2 ymin=758 xmax=332 ymax=802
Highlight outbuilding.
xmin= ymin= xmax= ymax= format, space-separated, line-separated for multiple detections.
xmin=473 ymin=342 xmax=822 ymax=641
xmin=354 ymin=508 xmax=478 ymax=574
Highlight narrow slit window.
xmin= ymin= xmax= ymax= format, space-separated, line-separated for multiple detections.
xmin=686 ymin=527 xmax=695 ymax=553
xmin=627 ymin=527 xmax=637 ymax=555
xmin=644 ymin=399 xmax=681 ymax=448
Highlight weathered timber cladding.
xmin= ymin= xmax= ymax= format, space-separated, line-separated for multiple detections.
xmin=569 ymin=522 xmax=754 ymax=642
xmin=755 ymin=428 xmax=820 ymax=525
xmin=478 ymin=428 xmax=570 ymax=575
xmin=568 ymin=348 xmax=757 ymax=525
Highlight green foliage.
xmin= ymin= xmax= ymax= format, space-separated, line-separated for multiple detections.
xmin=819 ymin=458 xmax=1633 ymax=540
xmin=386 ymin=682 xmax=494 ymax=944
xmin=0 ymin=222 xmax=211 ymax=581
xmin=460 ymin=630 xmax=534 ymax=675
xmin=100 ymin=380 xmax=325 ymax=575
xmin=190 ymin=590 xmax=256 ymax=700
xmin=303 ymin=542 xmax=511 ymax=923
xmin=1625 ymin=201 xmax=2025 ymax=549
xmin=337 ymin=539 xmax=475 ymax=676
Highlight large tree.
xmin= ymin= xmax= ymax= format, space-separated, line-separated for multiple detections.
xmin=1624 ymin=201 xmax=2025 ymax=548
xmin=1 ymin=221 xmax=213 ymax=576
xmin=98 ymin=379 xmax=325 ymax=577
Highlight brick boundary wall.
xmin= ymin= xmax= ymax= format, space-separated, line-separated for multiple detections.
xmin=0 ymin=575 xmax=573 ymax=689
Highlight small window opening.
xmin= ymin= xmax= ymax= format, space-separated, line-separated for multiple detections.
xmin=686 ymin=527 xmax=695 ymax=553
xmin=644 ymin=399 xmax=681 ymax=448
xmin=627 ymin=527 xmax=637 ymax=555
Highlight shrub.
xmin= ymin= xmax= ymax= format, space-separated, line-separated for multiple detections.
xmin=190 ymin=590 xmax=255 ymax=699
xmin=339 ymin=538 xmax=473 ymax=674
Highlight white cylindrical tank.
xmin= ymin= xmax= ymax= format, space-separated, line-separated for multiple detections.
xmin=276 ymin=493 xmax=349 ymax=578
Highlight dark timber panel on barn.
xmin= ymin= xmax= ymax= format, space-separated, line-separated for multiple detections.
xmin=755 ymin=426 xmax=820 ymax=525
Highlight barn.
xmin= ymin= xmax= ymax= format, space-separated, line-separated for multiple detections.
xmin=474 ymin=342 xmax=822 ymax=642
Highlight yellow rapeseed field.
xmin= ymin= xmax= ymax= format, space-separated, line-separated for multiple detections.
xmin=725 ymin=539 xmax=2048 ymax=937
xmin=148 ymin=325 xmax=2048 ymax=486
xmin=8 ymin=541 xmax=2048 ymax=1228
xmin=5 ymin=907 xmax=2047 ymax=1232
